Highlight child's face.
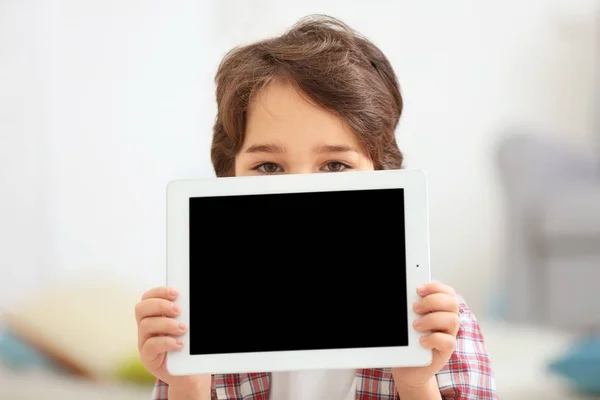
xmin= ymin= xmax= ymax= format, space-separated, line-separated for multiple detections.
xmin=234 ymin=81 xmax=374 ymax=176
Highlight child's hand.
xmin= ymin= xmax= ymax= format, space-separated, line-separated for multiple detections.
xmin=135 ymin=287 xmax=210 ymax=396
xmin=391 ymin=281 xmax=460 ymax=391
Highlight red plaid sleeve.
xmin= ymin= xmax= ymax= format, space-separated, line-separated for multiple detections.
xmin=151 ymin=374 xmax=271 ymax=400
xmin=436 ymin=295 xmax=497 ymax=399
xmin=213 ymin=373 xmax=270 ymax=399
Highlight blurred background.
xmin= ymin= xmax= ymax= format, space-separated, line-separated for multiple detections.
xmin=1 ymin=0 xmax=600 ymax=398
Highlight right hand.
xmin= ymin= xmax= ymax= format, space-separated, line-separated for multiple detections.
xmin=136 ymin=286 xmax=210 ymax=396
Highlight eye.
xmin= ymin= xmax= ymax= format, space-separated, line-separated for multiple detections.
xmin=254 ymin=162 xmax=284 ymax=174
xmin=321 ymin=161 xmax=350 ymax=172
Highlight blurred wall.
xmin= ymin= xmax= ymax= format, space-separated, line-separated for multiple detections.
xmin=1 ymin=0 xmax=599 ymax=317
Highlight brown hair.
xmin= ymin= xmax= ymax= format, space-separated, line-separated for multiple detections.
xmin=211 ymin=15 xmax=404 ymax=177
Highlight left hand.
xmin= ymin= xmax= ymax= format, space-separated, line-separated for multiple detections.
xmin=391 ymin=281 xmax=460 ymax=389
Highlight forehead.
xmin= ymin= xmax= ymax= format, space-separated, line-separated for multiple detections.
xmin=244 ymin=81 xmax=362 ymax=149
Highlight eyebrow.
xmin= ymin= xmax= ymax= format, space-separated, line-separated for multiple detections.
xmin=243 ymin=143 xmax=286 ymax=154
xmin=243 ymin=143 xmax=359 ymax=154
xmin=314 ymin=144 xmax=360 ymax=154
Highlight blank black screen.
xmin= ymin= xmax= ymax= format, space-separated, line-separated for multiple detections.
xmin=189 ymin=188 xmax=408 ymax=355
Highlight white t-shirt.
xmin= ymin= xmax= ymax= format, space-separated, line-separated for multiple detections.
xmin=269 ymin=370 xmax=356 ymax=400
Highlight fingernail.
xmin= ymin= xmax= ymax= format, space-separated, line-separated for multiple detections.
xmin=414 ymin=319 xmax=422 ymax=328
xmin=413 ymin=301 xmax=421 ymax=311
xmin=417 ymin=285 xmax=427 ymax=295
xmin=419 ymin=336 xmax=427 ymax=344
xmin=178 ymin=323 xmax=187 ymax=331
xmin=176 ymin=339 xmax=184 ymax=346
xmin=172 ymin=302 xmax=180 ymax=313
xmin=169 ymin=287 xmax=179 ymax=297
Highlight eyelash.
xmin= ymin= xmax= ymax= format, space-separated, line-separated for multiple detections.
xmin=253 ymin=161 xmax=352 ymax=174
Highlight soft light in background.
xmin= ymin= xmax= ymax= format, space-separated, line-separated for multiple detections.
xmin=1 ymin=0 xmax=600 ymax=399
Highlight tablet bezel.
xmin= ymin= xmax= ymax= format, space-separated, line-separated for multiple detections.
xmin=166 ymin=169 xmax=432 ymax=375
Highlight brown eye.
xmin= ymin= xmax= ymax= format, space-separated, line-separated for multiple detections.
xmin=256 ymin=163 xmax=283 ymax=174
xmin=322 ymin=162 xmax=348 ymax=172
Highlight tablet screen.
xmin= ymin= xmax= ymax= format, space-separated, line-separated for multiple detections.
xmin=189 ymin=188 xmax=408 ymax=355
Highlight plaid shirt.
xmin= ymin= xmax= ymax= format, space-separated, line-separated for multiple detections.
xmin=152 ymin=295 xmax=496 ymax=399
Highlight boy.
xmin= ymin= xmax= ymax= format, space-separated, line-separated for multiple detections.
xmin=136 ymin=15 xmax=497 ymax=400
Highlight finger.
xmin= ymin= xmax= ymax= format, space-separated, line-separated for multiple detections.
xmin=417 ymin=281 xmax=455 ymax=297
xmin=413 ymin=312 xmax=460 ymax=336
xmin=413 ymin=293 xmax=459 ymax=314
xmin=138 ymin=316 xmax=188 ymax=347
xmin=141 ymin=335 xmax=184 ymax=362
xmin=142 ymin=286 xmax=179 ymax=301
xmin=135 ymin=298 xmax=180 ymax=324
xmin=419 ymin=332 xmax=456 ymax=353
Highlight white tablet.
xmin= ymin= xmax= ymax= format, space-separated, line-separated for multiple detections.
xmin=166 ymin=169 xmax=432 ymax=375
